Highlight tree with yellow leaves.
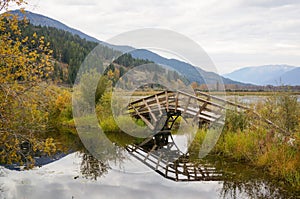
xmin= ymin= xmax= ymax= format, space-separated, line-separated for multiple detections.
xmin=0 ymin=0 xmax=56 ymax=167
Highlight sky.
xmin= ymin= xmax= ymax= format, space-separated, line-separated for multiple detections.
xmin=19 ymin=0 xmax=300 ymax=74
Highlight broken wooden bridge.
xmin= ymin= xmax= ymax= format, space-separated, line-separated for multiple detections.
xmin=127 ymin=90 xmax=284 ymax=134
xmin=127 ymin=90 xmax=248 ymax=132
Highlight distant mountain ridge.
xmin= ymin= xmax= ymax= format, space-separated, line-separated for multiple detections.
xmin=9 ymin=10 xmax=100 ymax=43
xmin=265 ymin=67 xmax=300 ymax=86
xmin=131 ymin=49 xmax=247 ymax=85
xmin=224 ymin=65 xmax=298 ymax=85
xmin=9 ymin=9 xmax=249 ymax=86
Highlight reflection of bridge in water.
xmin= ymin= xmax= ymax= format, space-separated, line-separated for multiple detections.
xmin=126 ymin=133 xmax=222 ymax=182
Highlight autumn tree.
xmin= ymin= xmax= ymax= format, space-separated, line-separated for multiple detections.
xmin=0 ymin=0 xmax=56 ymax=167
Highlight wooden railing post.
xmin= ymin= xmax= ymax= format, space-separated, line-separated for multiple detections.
xmin=165 ymin=90 xmax=169 ymax=112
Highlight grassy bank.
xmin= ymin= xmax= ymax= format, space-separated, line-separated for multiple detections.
xmin=191 ymin=128 xmax=300 ymax=189
xmin=189 ymin=93 xmax=300 ymax=189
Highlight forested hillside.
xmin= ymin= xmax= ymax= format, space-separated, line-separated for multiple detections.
xmin=18 ymin=23 xmax=118 ymax=83
xmin=17 ymin=22 xmax=167 ymax=85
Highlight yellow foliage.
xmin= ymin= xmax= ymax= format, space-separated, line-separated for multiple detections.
xmin=107 ymin=69 xmax=114 ymax=80
xmin=0 ymin=0 xmax=61 ymax=167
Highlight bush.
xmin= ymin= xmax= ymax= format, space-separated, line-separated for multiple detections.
xmin=99 ymin=116 xmax=120 ymax=133
xmin=224 ymin=110 xmax=249 ymax=132
xmin=47 ymin=86 xmax=73 ymax=129
xmin=258 ymin=93 xmax=300 ymax=132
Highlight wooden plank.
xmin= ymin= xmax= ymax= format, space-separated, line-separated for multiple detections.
xmin=177 ymin=90 xmax=225 ymax=110
xmin=130 ymin=97 xmax=161 ymax=109
xmin=132 ymin=99 xmax=176 ymax=114
xmin=165 ymin=90 xmax=169 ymax=112
xmin=174 ymin=91 xmax=179 ymax=112
xmin=130 ymin=104 xmax=155 ymax=130
xmin=129 ymin=90 xmax=166 ymax=104
xmin=195 ymin=90 xmax=249 ymax=110
xmin=183 ymin=96 xmax=191 ymax=114
xmin=165 ymin=164 xmax=169 ymax=177
xmin=130 ymin=96 xmax=174 ymax=112
xmin=175 ymin=107 xmax=219 ymax=120
xmin=156 ymin=154 xmax=162 ymax=170
xmin=131 ymin=106 xmax=221 ymax=124
xmin=144 ymin=144 xmax=157 ymax=161
xmin=175 ymin=164 xmax=178 ymax=181
xmin=155 ymin=94 xmax=163 ymax=116
xmin=174 ymin=109 xmax=219 ymax=123
xmin=193 ymin=101 xmax=208 ymax=121
xmin=143 ymin=99 xmax=157 ymax=122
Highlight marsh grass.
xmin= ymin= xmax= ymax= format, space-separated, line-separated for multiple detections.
xmin=207 ymin=93 xmax=300 ymax=189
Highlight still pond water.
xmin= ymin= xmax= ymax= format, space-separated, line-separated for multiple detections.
xmin=226 ymin=95 xmax=300 ymax=104
xmin=0 ymin=133 xmax=298 ymax=199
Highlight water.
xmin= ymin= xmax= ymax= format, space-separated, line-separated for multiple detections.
xmin=0 ymin=152 xmax=292 ymax=199
xmin=0 ymin=133 xmax=297 ymax=199
xmin=226 ymin=95 xmax=300 ymax=104
xmin=1 ymin=153 xmax=222 ymax=199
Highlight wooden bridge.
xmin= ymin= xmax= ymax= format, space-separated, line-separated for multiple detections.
xmin=127 ymin=90 xmax=248 ymax=132
xmin=127 ymin=90 xmax=285 ymax=135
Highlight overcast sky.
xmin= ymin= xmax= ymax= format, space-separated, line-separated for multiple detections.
xmin=21 ymin=0 xmax=300 ymax=74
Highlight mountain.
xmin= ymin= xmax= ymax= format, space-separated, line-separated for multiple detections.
xmin=9 ymin=9 xmax=248 ymax=86
xmin=265 ymin=67 xmax=300 ymax=86
xmin=9 ymin=10 xmax=134 ymax=52
xmin=224 ymin=65 xmax=296 ymax=85
xmin=9 ymin=10 xmax=99 ymax=43
xmin=130 ymin=49 xmax=247 ymax=85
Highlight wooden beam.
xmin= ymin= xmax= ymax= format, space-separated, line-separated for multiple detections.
xmin=177 ymin=90 xmax=225 ymax=109
xmin=193 ymin=101 xmax=208 ymax=122
xmin=130 ymin=104 xmax=155 ymax=130
xmin=195 ymin=90 xmax=250 ymax=110
xmin=129 ymin=90 xmax=167 ymax=104
xmin=165 ymin=90 xmax=169 ymax=112
xmin=155 ymin=94 xmax=163 ymax=116
xmin=143 ymin=99 xmax=158 ymax=122
xmin=183 ymin=96 xmax=191 ymax=114
xmin=174 ymin=91 xmax=179 ymax=112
